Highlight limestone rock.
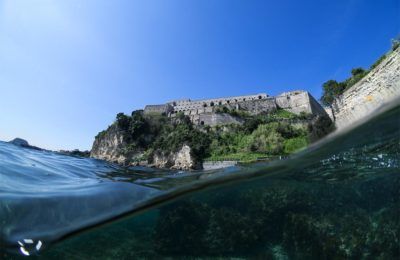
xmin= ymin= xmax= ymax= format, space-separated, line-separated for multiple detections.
xmin=152 ymin=145 xmax=200 ymax=170
xmin=90 ymin=124 xmax=143 ymax=165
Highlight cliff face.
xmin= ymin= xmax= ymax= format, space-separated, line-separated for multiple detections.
xmin=331 ymin=48 xmax=400 ymax=129
xmin=90 ymin=124 xmax=199 ymax=169
xmin=151 ymin=145 xmax=200 ymax=170
xmin=90 ymin=124 xmax=135 ymax=164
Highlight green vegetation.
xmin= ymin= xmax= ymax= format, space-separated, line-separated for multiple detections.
xmin=203 ymin=113 xmax=311 ymax=162
xmin=103 ymin=108 xmax=321 ymax=164
xmin=320 ymin=67 xmax=368 ymax=107
xmin=154 ymin=173 xmax=400 ymax=258
xmin=320 ymin=39 xmax=397 ymax=106
xmin=113 ymin=110 xmax=211 ymax=160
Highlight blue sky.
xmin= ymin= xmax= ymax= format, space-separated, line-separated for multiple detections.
xmin=0 ymin=0 xmax=399 ymax=150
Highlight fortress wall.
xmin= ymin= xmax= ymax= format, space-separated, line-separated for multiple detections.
xmin=275 ymin=91 xmax=313 ymax=114
xmin=234 ymin=98 xmax=277 ymax=114
xmin=171 ymin=93 xmax=268 ymax=112
xmin=332 ymin=48 xmax=400 ymax=129
xmin=324 ymin=106 xmax=335 ymax=121
xmin=196 ymin=113 xmax=244 ymax=127
xmin=307 ymin=92 xmax=330 ymax=116
xmin=145 ymin=91 xmax=328 ymax=122
xmin=144 ymin=104 xmax=172 ymax=114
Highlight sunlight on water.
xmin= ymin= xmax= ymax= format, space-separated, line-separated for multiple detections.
xmin=1 ymin=101 xmax=399 ymax=259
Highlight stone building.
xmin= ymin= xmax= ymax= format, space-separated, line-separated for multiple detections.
xmin=143 ymin=104 xmax=173 ymax=115
xmin=143 ymin=90 xmax=327 ymax=126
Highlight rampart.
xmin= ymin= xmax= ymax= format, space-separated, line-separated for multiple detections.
xmin=330 ymin=48 xmax=400 ymax=129
xmin=144 ymin=90 xmax=328 ymax=126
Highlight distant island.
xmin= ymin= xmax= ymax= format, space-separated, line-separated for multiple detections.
xmin=8 ymin=138 xmax=43 ymax=151
xmin=91 ymin=41 xmax=400 ymax=170
xmin=7 ymin=138 xmax=90 ymax=158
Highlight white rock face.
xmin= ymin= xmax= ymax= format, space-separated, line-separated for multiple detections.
xmin=332 ymin=48 xmax=400 ymax=129
xmin=90 ymin=125 xmax=143 ymax=164
xmin=152 ymin=145 xmax=198 ymax=170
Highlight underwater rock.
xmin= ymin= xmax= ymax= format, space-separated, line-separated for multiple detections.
xmin=153 ymin=180 xmax=400 ymax=258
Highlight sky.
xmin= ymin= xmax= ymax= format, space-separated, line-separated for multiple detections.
xmin=0 ymin=0 xmax=399 ymax=151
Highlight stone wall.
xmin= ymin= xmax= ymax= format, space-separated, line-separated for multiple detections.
xmin=144 ymin=104 xmax=173 ymax=115
xmin=275 ymin=90 xmax=329 ymax=117
xmin=234 ymin=98 xmax=277 ymax=114
xmin=170 ymin=93 xmax=268 ymax=112
xmin=276 ymin=91 xmax=312 ymax=114
xmin=193 ymin=113 xmax=244 ymax=127
xmin=202 ymin=161 xmax=238 ymax=170
xmin=332 ymin=48 xmax=400 ymax=129
xmin=144 ymin=90 xmax=329 ymax=127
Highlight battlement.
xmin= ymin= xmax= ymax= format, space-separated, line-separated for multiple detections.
xmin=165 ymin=93 xmax=268 ymax=112
xmin=143 ymin=90 xmax=327 ymax=126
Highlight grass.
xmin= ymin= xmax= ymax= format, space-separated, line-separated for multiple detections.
xmin=283 ymin=136 xmax=308 ymax=154
xmin=205 ymin=152 xmax=272 ymax=163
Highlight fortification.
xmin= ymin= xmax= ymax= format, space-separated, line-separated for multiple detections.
xmin=328 ymin=48 xmax=400 ymax=129
xmin=144 ymin=90 xmax=328 ymax=126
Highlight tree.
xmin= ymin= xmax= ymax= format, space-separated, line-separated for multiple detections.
xmin=351 ymin=67 xmax=366 ymax=77
xmin=116 ymin=113 xmax=130 ymax=130
xmin=320 ymin=80 xmax=346 ymax=106
xmin=129 ymin=110 xmax=147 ymax=138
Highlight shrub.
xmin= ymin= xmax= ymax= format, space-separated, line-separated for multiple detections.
xmin=116 ymin=112 xmax=130 ymax=130
xmin=247 ymin=124 xmax=284 ymax=154
xmin=284 ymin=136 xmax=308 ymax=154
xmin=370 ymin=54 xmax=386 ymax=70
xmin=308 ymin=115 xmax=335 ymax=142
xmin=320 ymin=80 xmax=346 ymax=106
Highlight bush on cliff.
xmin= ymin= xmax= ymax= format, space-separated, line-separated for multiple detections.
xmin=105 ymin=109 xmax=313 ymax=164
xmin=320 ymin=80 xmax=346 ymax=107
xmin=151 ymin=120 xmax=211 ymax=160
xmin=206 ymin=122 xmax=308 ymax=161
xmin=320 ymin=40 xmax=397 ymax=106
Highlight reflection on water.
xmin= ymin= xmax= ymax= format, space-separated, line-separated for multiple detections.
xmin=1 ymin=101 xmax=399 ymax=259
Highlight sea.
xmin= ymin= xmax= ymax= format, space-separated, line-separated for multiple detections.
xmin=1 ymin=100 xmax=399 ymax=259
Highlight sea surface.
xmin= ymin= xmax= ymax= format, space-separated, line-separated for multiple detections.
xmin=1 ymin=100 xmax=399 ymax=259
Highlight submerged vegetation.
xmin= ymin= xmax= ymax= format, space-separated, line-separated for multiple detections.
xmin=153 ymin=166 xmax=400 ymax=259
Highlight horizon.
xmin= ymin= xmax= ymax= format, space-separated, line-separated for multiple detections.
xmin=1 ymin=0 xmax=399 ymax=151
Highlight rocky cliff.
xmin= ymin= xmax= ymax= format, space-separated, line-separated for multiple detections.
xmin=90 ymin=121 xmax=200 ymax=169
xmin=90 ymin=124 xmax=133 ymax=164
xmin=151 ymin=144 xmax=200 ymax=170
xmin=330 ymin=48 xmax=400 ymax=129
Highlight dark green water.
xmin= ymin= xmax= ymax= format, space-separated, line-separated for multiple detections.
xmin=1 ymin=101 xmax=399 ymax=259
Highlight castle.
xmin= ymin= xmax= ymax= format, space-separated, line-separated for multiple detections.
xmin=144 ymin=90 xmax=327 ymax=126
